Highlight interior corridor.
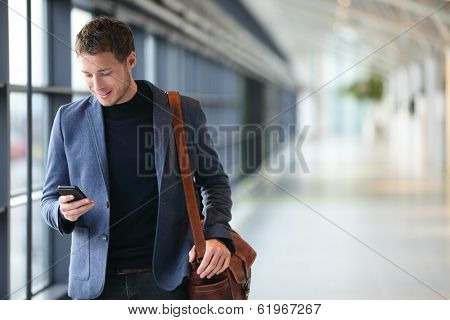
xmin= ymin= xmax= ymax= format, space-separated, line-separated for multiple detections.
xmin=232 ymin=135 xmax=450 ymax=299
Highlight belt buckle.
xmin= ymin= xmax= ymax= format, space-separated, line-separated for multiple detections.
xmin=116 ymin=269 xmax=128 ymax=276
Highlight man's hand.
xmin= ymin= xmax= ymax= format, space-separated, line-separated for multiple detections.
xmin=189 ymin=239 xmax=231 ymax=279
xmin=59 ymin=195 xmax=95 ymax=222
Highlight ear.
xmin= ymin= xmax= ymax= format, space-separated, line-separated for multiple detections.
xmin=127 ymin=51 xmax=137 ymax=69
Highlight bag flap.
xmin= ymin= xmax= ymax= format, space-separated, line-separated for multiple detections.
xmin=227 ymin=229 xmax=257 ymax=284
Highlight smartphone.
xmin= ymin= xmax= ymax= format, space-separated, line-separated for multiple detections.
xmin=57 ymin=185 xmax=87 ymax=201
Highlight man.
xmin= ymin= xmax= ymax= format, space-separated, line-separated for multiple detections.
xmin=41 ymin=16 xmax=234 ymax=300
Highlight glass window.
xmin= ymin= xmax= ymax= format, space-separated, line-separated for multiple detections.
xmin=9 ymin=204 xmax=27 ymax=300
xmin=32 ymin=200 xmax=50 ymax=294
xmin=8 ymin=0 xmax=27 ymax=86
xmin=32 ymin=94 xmax=49 ymax=190
xmin=31 ymin=0 xmax=48 ymax=86
xmin=8 ymin=0 xmax=48 ymax=86
xmin=71 ymin=8 xmax=92 ymax=91
xmin=10 ymin=92 xmax=27 ymax=196
xmin=144 ymin=34 xmax=156 ymax=84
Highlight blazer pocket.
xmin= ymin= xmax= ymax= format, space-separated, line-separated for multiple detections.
xmin=69 ymin=226 xmax=90 ymax=281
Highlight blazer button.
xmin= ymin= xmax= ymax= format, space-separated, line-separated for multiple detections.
xmin=102 ymin=234 xmax=108 ymax=241
xmin=106 ymin=201 xmax=110 ymax=208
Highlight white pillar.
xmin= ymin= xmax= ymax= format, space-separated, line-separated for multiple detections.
xmin=445 ymin=47 xmax=450 ymax=175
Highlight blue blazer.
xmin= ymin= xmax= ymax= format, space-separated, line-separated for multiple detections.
xmin=41 ymin=81 xmax=233 ymax=300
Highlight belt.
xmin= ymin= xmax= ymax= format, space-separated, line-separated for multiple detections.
xmin=108 ymin=267 xmax=152 ymax=276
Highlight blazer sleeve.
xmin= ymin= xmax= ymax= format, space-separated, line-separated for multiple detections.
xmin=40 ymin=107 xmax=74 ymax=235
xmin=191 ymin=102 xmax=235 ymax=253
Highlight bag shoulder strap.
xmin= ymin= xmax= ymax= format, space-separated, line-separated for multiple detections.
xmin=167 ymin=91 xmax=206 ymax=260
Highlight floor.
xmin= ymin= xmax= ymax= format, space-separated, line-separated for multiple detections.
xmin=230 ymin=136 xmax=450 ymax=299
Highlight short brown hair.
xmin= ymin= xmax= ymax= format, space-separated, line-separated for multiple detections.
xmin=75 ymin=16 xmax=135 ymax=62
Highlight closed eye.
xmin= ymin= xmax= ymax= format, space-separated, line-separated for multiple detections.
xmin=82 ymin=71 xmax=111 ymax=77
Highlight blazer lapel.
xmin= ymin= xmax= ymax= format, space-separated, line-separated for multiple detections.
xmin=147 ymin=81 xmax=174 ymax=192
xmin=85 ymin=96 xmax=110 ymax=196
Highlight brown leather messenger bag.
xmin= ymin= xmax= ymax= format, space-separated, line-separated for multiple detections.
xmin=168 ymin=91 xmax=257 ymax=300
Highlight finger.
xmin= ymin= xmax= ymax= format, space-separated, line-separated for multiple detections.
xmin=59 ymin=195 xmax=74 ymax=203
xmin=60 ymin=199 xmax=85 ymax=211
xmin=200 ymin=252 xmax=221 ymax=279
xmin=197 ymin=249 xmax=214 ymax=275
xmin=218 ymin=256 xmax=231 ymax=274
xmin=63 ymin=207 xmax=93 ymax=222
xmin=189 ymin=246 xmax=196 ymax=263
xmin=67 ymin=201 xmax=95 ymax=214
xmin=63 ymin=198 xmax=94 ymax=211
xmin=61 ymin=202 xmax=89 ymax=216
xmin=209 ymin=255 xmax=226 ymax=278
xmin=71 ymin=198 xmax=95 ymax=210
xmin=61 ymin=201 xmax=95 ymax=222
xmin=64 ymin=202 xmax=95 ymax=218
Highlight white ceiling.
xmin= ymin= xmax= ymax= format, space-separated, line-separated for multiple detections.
xmin=241 ymin=0 xmax=450 ymax=74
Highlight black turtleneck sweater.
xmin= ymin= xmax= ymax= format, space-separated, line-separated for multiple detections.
xmin=102 ymin=80 xmax=157 ymax=270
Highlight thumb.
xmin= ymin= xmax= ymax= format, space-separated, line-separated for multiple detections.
xmin=189 ymin=245 xmax=196 ymax=262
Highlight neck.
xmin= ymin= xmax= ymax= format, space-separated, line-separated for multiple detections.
xmin=120 ymin=78 xmax=138 ymax=103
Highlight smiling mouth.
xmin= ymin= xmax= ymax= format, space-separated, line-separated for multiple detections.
xmin=97 ymin=90 xmax=112 ymax=98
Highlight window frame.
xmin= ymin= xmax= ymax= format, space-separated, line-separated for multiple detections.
xmin=0 ymin=0 xmax=11 ymax=301
xmin=2 ymin=0 xmax=78 ymax=300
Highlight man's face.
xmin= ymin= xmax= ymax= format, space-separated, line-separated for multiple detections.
xmin=79 ymin=51 xmax=136 ymax=106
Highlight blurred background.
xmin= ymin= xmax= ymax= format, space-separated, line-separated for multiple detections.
xmin=0 ymin=0 xmax=450 ymax=299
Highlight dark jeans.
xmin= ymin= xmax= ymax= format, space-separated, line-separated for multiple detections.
xmin=94 ymin=271 xmax=188 ymax=300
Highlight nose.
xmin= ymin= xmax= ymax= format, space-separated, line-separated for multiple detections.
xmin=92 ymin=75 xmax=105 ymax=92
